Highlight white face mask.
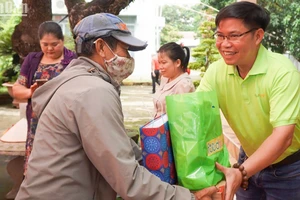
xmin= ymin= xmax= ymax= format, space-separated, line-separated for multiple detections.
xmin=104 ymin=43 xmax=135 ymax=84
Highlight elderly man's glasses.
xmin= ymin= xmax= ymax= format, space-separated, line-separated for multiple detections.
xmin=214 ymin=28 xmax=258 ymax=42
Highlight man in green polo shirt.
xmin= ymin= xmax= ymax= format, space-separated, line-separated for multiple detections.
xmin=197 ymin=2 xmax=300 ymax=200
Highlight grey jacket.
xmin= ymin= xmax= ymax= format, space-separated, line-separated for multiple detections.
xmin=16 ymin=57 xmax=194 ymax=200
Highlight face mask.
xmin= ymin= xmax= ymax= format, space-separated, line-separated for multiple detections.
xmin=104 ymin=44 xmax=135 ymax=84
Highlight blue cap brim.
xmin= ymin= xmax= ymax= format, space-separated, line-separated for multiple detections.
xmin=112 ymin=32 xmax=147 ymax=51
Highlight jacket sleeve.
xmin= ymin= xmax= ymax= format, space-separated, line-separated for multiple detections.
xmin=129 ymin=138 xmax=142 ymax=163
xmin=74 ymin=84 xmax=194 ymax=200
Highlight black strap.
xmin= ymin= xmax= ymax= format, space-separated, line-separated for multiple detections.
xmin=271 ymin=149 xmax=300 ymax=168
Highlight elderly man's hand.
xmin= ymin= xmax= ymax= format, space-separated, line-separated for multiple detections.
xmin=192 ymin=185 xmax=219 ymax=200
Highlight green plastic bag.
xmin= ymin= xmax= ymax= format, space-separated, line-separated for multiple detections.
xmin=166 ymin=91 xmax=230 ymax=190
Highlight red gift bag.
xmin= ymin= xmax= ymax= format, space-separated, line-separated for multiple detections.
xmin=139 ymin=114 xmax=177 ymax=184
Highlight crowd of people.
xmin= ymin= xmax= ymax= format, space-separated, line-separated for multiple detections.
xmin=9 ymin=1 xmax=300 ymax=200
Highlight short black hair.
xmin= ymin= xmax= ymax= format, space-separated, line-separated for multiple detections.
xmin=215 ymin=2 xmax=270 ymax=31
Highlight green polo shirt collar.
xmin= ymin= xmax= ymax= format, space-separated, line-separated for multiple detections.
xmin=227 ymin=45 xmax=268 ymax=76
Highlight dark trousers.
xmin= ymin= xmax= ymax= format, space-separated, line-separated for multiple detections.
xmin=236 ymin=147 xmax=300 ymax=200
xmin=151 ymin=70 xmax=160 ymax=93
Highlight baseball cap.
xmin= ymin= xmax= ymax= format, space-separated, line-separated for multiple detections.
xmin=73 ymin=13 xmax=148 ymax=52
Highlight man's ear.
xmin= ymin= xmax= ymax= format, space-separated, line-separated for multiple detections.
xmin=94 ymin=38 xmax=106 ymax=56
xmin=255 ymin=28 xmax=265 ymax=45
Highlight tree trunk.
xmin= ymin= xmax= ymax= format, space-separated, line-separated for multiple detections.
xmin=11 ymin=0 xmax=52 ymax=61
xmin=11 ymin=0 xmax=133 ymax=63
xmin=65 ymin=0 xmax=134 ymax=31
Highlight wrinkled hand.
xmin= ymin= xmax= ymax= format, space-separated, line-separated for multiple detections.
xmin=216 ymin=162 xmax=242 ymax=200
xmin=193 ymin=186 xmax=218 ymax=200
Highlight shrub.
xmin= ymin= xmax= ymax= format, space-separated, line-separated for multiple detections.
xmin=0 ymin=14 xmax=21 ymax=86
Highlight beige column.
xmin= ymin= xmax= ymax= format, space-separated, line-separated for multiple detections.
xmin=237 ymin=0 xmax=257 ymax=3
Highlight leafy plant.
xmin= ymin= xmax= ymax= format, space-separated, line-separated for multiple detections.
xmin=160 ymin=24 xmax=183 ymax=45
xmin=193 ymin=80 xmax=200 ymax=89
xmin=161 ymin=4 xmax=204 ymax=32
xmin=189 ymin=20 xmax=220 ymax=77
xmin=259 ymin=0 xmax=300 ymax=60
xmin=203 ymin=0 xmax=300 ymax=61
xmin=202 ymin=0 xmax=235 ymax=10
xmin=0 ymin=13 xmax=21 ymax=85
xmin=160 ymin=3 xmax=205 ymax=46
xmin=64 ymin=35 xmax=75 ymax=51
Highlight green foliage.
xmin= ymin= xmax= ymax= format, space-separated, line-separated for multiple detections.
xmin=189 ymin=20 xmax=220 ymax=77
xmin=202 ymin=0 xmax=235 ymax=10
xmin=160 ymin=24 xmax=183 ymax=45
xmin=202 ymin=0 xmax=299 ymax=61
xmin=193 ymin=80 xmax=200 ymax=89
xmin=160 ymin=4 xmax=205 ymax=45
xmin=0 ymin=14 xmax=21 ymax=85
xmin=64 ymin=35 xmax=75 ymax=51
xmin=259 ymin=0 xmax=300 ymax=60
xmin=161 ymin=4 xmax=205 ymax=32
xmin=0 ymin=86 xmax=8 ymax=94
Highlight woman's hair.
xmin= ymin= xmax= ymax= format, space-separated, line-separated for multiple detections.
xmin=38 ymin=21 xmax=64 ymax=41
xmin=157 ymin=42 xmax=190 ymax=72
xmin=76 ymin=36 xmax=118 ymax=57
xmin=215 ymin=1 xmax=270 ymax=31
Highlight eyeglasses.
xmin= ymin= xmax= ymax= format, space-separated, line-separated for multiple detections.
xmin=214 ymin=28 xmax=258 ymax=42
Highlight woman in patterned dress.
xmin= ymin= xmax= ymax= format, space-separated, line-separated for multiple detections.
xmin=12 ymin=21 xmax=76 ymax=175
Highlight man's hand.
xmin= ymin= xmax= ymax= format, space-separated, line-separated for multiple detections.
xmin=193 ymin=185 xmax=219 ymax=200
xmin=216 ymin=162 xmax=242 ymax=200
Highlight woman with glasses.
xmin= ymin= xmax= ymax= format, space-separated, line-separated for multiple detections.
xmin=198 ymin=2 xmax=300 ymax=200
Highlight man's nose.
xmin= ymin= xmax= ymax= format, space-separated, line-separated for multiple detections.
xmin=221 ymin=38 xmax=232 ymax=47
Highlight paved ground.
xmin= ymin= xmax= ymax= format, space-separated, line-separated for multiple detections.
xmin=0 ymin=85 xmax=238 ymax=199
xmin=0 ymin=104 xmax=20 ymax=200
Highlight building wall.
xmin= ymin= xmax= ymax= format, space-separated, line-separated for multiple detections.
xmin=119 ymin=0 xmax=160 ymax=82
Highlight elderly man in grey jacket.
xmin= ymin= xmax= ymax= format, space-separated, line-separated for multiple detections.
xmin=15 ymin=13 xmax=218 ymax=200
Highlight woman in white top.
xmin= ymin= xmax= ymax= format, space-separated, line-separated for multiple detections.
xmin=153 ymin=42 xmax=195 ymax=117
